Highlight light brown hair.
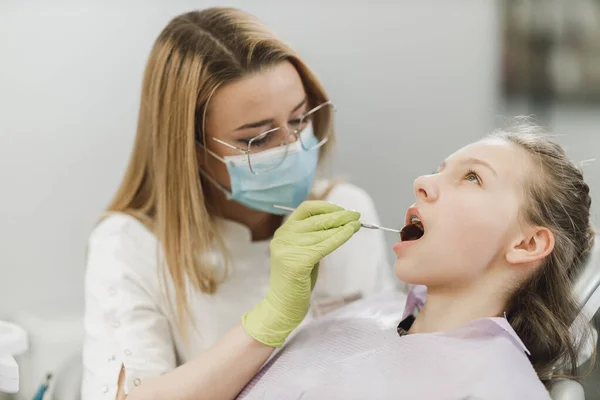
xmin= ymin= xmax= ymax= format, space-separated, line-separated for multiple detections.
xmin=105 ymin=8 xmax=334 ymax=330
xmin=491 ymin=120 xmax=596 ymax=384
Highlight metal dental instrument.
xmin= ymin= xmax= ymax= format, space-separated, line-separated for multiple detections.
xmin=273 ymin=205 xmax=401 ymax=234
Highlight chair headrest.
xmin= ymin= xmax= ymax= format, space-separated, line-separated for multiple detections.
xmin=573 ymin=234 xmax=600 ymax=307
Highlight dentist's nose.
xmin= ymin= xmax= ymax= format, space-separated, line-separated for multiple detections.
xmin=413 ymin=174 xmax=439 ymax=202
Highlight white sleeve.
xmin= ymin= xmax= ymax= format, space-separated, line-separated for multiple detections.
xmin=313 ymin=183 xmax=398 ymax=299
xmin=81 ymin=215 xmax=176 ymax=400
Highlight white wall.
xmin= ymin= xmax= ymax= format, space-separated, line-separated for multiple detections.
xmin=0 ymin=0 xmax=500 ymax=321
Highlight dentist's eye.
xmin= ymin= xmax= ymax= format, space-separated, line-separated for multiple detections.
xmin=241 ymin=131 xmax=277 ymax=149
xmin=248 ymin=136 xmax=270 ymax=148
xmin=464 ymin=170 xmax=482 ymax=185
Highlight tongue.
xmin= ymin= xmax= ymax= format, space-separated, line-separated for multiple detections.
xmin=400 ymin=224 xmax=424 ymax=241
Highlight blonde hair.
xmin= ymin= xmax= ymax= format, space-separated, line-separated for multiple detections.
xmin=106 ymin=8 xmax=334 ymax=330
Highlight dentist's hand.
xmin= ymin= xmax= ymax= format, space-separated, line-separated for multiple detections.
xmin=242 ymin=201 xmax=361 ymax=347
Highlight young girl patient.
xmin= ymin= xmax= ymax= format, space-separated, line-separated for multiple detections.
xmin=237 ymin=124 xmax=596 ymax=399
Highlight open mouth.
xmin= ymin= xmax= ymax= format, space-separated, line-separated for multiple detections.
xmin=400 ymin=215 xmax=425 ymax=242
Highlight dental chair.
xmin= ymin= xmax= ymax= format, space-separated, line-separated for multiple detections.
xmin=549 ymin=233 xmax=600 ymax=400
xmin=47 ymin=235 xmax=600 ymax=400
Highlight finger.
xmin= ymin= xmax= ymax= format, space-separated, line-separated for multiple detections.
xmin=287 ymin=201 xmax=346 ymax=222
xmin=282 ymin=223 xmax=357 ymax=247
xmin=293 ymin=210 xmax=361 ymax=233
xmin=311 ymin=221 xmax=361 ymax=257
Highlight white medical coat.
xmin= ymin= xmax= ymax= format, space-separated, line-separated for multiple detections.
xmin=80 ymin=181 xmax=396 ymax=399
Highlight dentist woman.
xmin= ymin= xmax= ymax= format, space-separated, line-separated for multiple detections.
xmin=81 ymin=7 xmax=395 ymax=400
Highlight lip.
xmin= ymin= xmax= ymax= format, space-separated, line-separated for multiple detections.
xmin=393 ymin=240 xmax=415 ymax=252
xmin=393 ymin=206 xmax=426 ymax=255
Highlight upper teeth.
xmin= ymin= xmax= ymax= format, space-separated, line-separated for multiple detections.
xmin=410 ymin=215 xmax=421 ymax=224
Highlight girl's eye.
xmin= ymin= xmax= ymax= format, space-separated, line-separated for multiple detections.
xmin=464 ymin=170 xmax=482 ymax=185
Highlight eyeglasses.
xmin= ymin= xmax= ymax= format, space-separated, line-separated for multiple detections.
xmin=209 ymin=101 xmax=335 ymax=174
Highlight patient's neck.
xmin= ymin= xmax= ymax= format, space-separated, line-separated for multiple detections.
xmin=408 ymin=281 xmax=507 ymax=334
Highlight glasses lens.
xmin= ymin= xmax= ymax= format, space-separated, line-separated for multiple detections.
xmin=297 ymin=102 xmax=334 ymax=150
xmin=247 ymin=128 xmax=289 ymax=174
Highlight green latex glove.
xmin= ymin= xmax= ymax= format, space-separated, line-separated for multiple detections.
xmin=242 ymin=200 xmax=361 ymax=348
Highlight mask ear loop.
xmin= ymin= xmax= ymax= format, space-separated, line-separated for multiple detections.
xmin=197 ymin=83 xmax=233 ymax=198
xmin=199 ymin=83 xmax=222 ymax=160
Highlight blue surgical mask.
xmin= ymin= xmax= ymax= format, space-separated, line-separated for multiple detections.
xmin=200 ymin=124 xmax=320 ymax=215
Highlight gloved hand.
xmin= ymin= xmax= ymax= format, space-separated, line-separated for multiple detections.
xmin=242 ymin=201 xmax=361 ymax=347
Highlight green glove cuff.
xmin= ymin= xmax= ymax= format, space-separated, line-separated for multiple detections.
xmin=242 ymin=295 xmax=306 ymax=348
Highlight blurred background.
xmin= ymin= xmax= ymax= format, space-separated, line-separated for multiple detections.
xmin=0 ymin=0 xmax=598 ymax=398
